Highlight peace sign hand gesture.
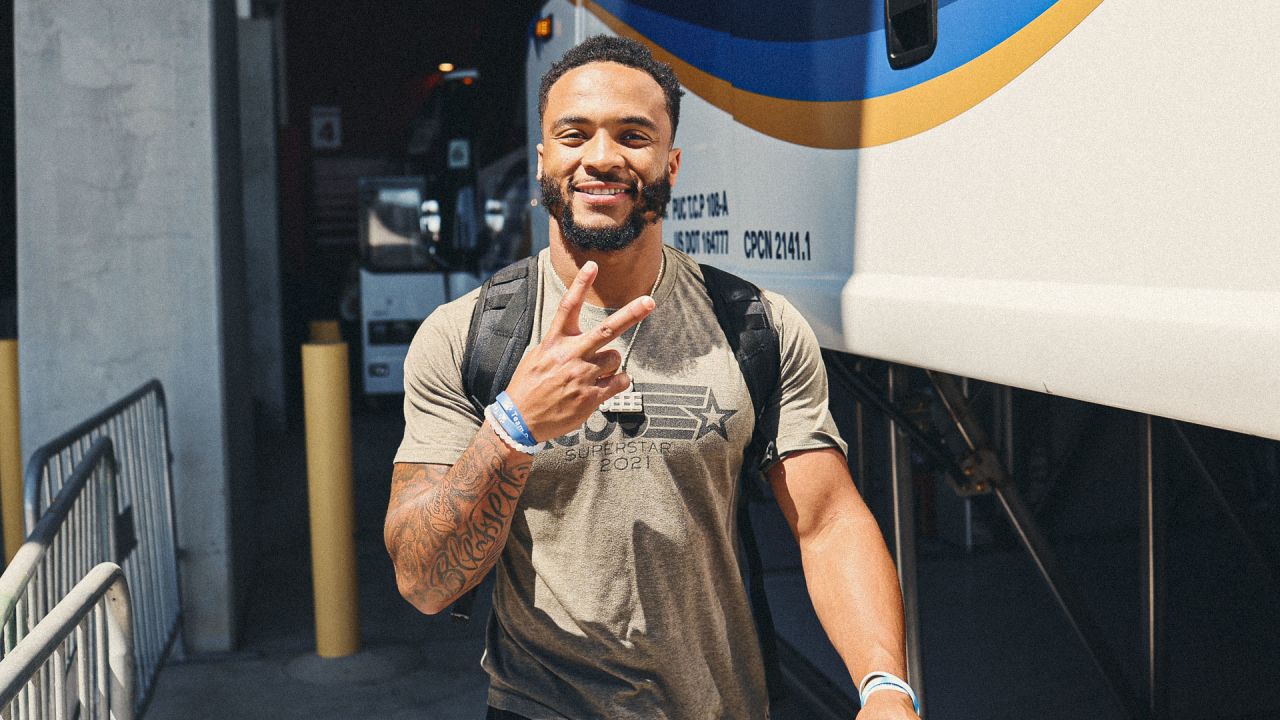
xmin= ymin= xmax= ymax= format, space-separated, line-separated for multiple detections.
xmin=502 ymin=261 xmax=656 ymax=443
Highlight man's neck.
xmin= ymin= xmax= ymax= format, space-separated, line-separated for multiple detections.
xmin=548 ymin=226 xmax=665 ymax=309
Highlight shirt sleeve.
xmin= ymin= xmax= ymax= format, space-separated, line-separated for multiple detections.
xmin=763 ymin=291 xmax=848 ymax=463
xmin=393 ymin=293 xmax=485 ymax=465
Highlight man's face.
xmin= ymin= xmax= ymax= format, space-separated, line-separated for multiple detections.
xmin=537 ymin=62 xmax=680 ymax=252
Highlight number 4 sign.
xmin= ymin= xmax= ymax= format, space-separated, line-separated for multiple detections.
xmin=310 ymin=106 xmax=342 ymax=150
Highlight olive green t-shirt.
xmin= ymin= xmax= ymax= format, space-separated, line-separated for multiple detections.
xmin=396 ymin=246 xmax=846 ymax=719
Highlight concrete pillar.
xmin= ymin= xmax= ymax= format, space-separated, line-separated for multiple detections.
xmin=14 ymin=0 xmax=251 ymax=652
xmin=239 ymin=17 xmax=286 ymax=434
xmin=1 ymin=0 xmax=16 ymax=339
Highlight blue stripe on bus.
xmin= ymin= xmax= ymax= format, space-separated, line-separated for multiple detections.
xmin=592 ymin=0 xmax=1061 ymax=101
xmin=619 ymin=0 xmax=968 ymax=41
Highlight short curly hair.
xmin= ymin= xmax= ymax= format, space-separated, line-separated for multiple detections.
xmin=538 ymin=35 xmax=685 ymax=138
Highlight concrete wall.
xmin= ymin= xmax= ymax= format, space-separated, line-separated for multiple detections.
xmin=14 ymin=0 xmax=250 ymax=652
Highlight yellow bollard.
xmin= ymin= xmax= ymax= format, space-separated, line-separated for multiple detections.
xmin=0 ymin=340 xmax=22 ymax=563
xmin=301 ymin=341 xmax=360 ymax=657
xmin=309 ymin=319 xmax=341 ymax=344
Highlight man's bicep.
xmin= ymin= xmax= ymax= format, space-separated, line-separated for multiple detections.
xmin=397 ymin=305 xmax=483 ymax=465
xmin=764 ymin=292 xmax=848 ymax=459
xmin=767 ymin=447 xmax=862 ymax=542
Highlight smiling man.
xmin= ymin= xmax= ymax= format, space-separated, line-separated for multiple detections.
xmin=385 ymin=36 xmax=918 ymax=720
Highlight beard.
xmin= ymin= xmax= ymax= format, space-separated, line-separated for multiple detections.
xmin=539 ymin=172 xmax=672 ymax=252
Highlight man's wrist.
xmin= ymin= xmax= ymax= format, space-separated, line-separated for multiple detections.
xmin=861 ymin=689 xmax=917 ymax=715
xmin=859 ymin=671 xmax=920 ymax=716
xmin=494 ymin=391 xmax=539 ymax=445
xmin=486 ymin=404 xmax=542 ymax=455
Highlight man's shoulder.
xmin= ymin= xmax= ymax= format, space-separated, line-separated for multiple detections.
xmin=406 ymin=285 xmax=481 ymax=366
xmin=673 ymin=250 xmax=796 ymax=328
xmin=664 ymin=244 xmax=705 ymax=280
xmin=414 ymin=251 xmax=550 ymax=351
xmin=422 ymin=285 xmax=481 ymax=334
xmin=759 ymin=288 xmax=797 ymax=323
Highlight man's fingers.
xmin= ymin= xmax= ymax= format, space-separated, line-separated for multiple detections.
xmin=589 ymin=349 xmax=623 ymax=378
xmin=548 ymin=261 xmax=597 ymax=338
xmin=595 ymin=371 xmax=631 ymax=396
xmin=578 ymin=295 xmax=656 ymax=354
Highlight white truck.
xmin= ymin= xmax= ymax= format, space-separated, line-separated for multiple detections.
xmin=357 ymin=69 xmax=530 ymax=395
xmin=525 ymin=2 xmax=1280 ymax=718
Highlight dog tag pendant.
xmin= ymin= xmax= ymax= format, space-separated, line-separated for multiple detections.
xmin=601 ymin=387 xmax=644 ymax=415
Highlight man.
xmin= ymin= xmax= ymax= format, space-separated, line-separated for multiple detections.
xmin=385 ymin=36 xmax=917 ymax=720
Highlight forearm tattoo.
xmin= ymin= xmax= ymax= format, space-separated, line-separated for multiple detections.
xmin=385 ymin=426 xmax=532 ymax=610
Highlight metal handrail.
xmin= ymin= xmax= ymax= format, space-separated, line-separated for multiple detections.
xmin=23 ymin=379 xmax=168 ymax=526
xmin=0 ymin=563 xmax=135 ymax=720
xmin=0 ymin=437 xmax=117 ymax=633
xmin=21 ymin=380 xmax=181 ymax=713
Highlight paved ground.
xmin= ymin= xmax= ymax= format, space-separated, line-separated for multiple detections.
xmin=147 ymin=407 xmax=496 ymax=719
xmin=145 ymin=403 xmax=1280 ymax=719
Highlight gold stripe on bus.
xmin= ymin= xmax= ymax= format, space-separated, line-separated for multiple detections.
xmin=583 ymin=0 xmax=1104 ymax=148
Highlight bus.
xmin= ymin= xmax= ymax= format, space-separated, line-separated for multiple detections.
xmin=524 ymin=3 xmax=1280 ymax=717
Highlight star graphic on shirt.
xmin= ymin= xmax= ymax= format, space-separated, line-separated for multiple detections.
xmin=683 ymin=389 xmax=737 ymax=441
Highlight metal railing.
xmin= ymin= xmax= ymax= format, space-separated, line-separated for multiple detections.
xmin=22 ymin=380 xmax=180 ymax=712
xmin=2 ymin=438 xmax=118 ymax=650
xmin=0 ymin=562 xmax=134 ymax=720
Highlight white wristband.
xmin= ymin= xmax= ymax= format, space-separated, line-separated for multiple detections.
xmin=486 ymin=405 xmax=542 ymax=455
xmin=858 ymin=671 xmax=920 ymax=715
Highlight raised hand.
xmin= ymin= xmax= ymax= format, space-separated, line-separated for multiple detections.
xmin=503 ymin=261 xmax=655 ymax=442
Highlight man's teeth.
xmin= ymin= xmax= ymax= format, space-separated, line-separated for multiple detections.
xmin=578 ymin=188 xmax=627 ymax=195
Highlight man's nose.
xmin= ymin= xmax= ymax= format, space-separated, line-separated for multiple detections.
xmin=581 ymin=133 xmax=624 ymax=175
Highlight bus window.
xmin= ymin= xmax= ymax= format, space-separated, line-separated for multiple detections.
xmin=885 ymin=0 xmax=937 ymax=69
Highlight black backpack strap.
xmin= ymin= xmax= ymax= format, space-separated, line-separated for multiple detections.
xmin=460 ymin=255 xmax=541 ymax=414
xmin=737 ymin=499 xmax=783 ymax=700
xmin=451 ymin=254 xmax=541 ymax=621
xmin=699 ymin=263 xmax=784 ymax=700
xmin=699 ymin=264 xmax=781 ymax=472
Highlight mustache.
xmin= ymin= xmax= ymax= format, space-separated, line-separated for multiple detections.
xmin=568 ymin=176 xmax=636 ymax=192
xmin=538 ymin=172 xmax=672 ymax=222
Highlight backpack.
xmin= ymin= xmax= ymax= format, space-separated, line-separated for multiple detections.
xmin=456 ymin=254 xmax=787 ymax=700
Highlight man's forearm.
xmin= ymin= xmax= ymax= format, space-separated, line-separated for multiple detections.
xmin=770 ymin=449 xmax=914 ymax=715
xmin=800 ymin=511 xmax=908 ymax=683
xmin=384 ymin=419 xmax=532 ymax=614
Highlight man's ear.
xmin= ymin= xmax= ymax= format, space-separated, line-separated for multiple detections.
xmin=535 ymin=142 xmax=545 ymax=181
xmin=667 ymin=147 xmax=682 ymax=188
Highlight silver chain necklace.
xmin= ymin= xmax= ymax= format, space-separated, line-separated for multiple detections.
xmin=599 ymin=250 xmax=665 ymax=415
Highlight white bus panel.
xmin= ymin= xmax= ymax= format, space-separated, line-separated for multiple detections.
xmin=527 ymin=0 xmax=1280 ymax=440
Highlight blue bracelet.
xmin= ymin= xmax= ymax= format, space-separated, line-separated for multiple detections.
xmin=490 ymin=404 xmax=538 ymax=449
xmin=490 ymin=391 xmax=520 ymax=425
xmin=493 ymin=391 xmax=539 ymax=446
xmin=486 ymin=404 xmax=541 ymax=455
xmin=493 ymin=391 xmax=537 ymax=445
